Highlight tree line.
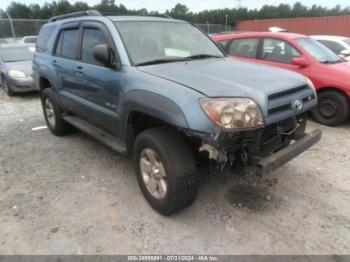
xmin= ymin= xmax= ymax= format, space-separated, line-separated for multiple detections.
xmin=0 ymin=0 xmax=350 ymax=25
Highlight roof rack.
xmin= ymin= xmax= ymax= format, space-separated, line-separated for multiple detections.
xmin=100 ymin=12 xmax=172 ymax=19
xmin=49 ymin=10 xmax=102 ymax=22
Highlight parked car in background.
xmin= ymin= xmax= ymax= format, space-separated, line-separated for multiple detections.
xmin=21 ymin=36 xmax=38 ymax=44
xmin=311 ymin=35 xmax=350 ymax=61
xmin=213 ymin=32 xmax=350 ymax=126
xmin=33 ymin=11 xmax=321 ymax=215
xmin=0 ymin=43 xmax=36 ymax=96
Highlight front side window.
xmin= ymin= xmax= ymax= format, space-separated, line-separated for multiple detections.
xmin=317 ymin=40 xmax=345 ymax=55
xmin=81 ymin=28 xmax=108 ymax=65
xmin=114 ymin=21 xmax=224 ymax=65
xmin=1 ymin=46 xmax=34 ymax=62
xmin=55 ymin=29 xmax=79 ymax=60
xmin=227 ymin=38 xmax=259 ymax=58
xmin=296 ymin=37 xmax=342 ymax=64
xmin=261 ymin=38 xmax=300 ymax=64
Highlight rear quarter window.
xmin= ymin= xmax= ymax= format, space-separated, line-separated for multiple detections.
xmin=36 ymin=24 xmax=57 ymax=53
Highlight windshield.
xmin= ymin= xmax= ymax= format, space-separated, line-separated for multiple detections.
xmin=114 ymin=21 xmax=224 ymax=65
xmin=296 ymin=37 xmax=342 ymax=64
xmin=1 ymin=46 xmax=34 ymax=62
xmin=344 ymin=38 xmax=350 ymax=46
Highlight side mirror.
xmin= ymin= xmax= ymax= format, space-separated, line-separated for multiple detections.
xmin=291 ymin=57 xmax=309 ymax=68
xmin=340 ymin=49 xmax=350 ymax=57
xmin=93 ymin=44 xmax=118 ymax=69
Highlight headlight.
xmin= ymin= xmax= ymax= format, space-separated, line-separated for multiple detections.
xmin=200 ymin=98 xmax=264 ymax=130
xmin=305 ymin=77 xmax=317 ymax=96
xmin=8 ymin=70 xmax=27 ymax=78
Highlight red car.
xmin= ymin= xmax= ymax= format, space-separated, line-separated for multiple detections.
xmin=213 ymin=32 xmax=350 ymax=126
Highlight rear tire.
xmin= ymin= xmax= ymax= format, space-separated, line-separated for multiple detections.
xmin=40 ymin=88 xmax=73 ymax=136
xmin=312 ymin=91 xmax=349 ymax=126
xmin=133 ymin=127 xmax=199 ymax=215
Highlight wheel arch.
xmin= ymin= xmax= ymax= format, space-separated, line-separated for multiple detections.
xmin=317 ymin=86 xmax=350 ymax=100
xmin=120 ymin=90 xmax=190 ymax=155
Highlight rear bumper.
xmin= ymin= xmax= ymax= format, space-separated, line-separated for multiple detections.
xmin=254 ymin=129 xmax=322 ymax=175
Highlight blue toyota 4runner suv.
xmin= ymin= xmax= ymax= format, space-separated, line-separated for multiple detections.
xmin=33 ymin=11 xmax=321 ymax=215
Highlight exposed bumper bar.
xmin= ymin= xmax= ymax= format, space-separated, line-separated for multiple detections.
xmin=256 ymin=129 xmax=322 ymax=175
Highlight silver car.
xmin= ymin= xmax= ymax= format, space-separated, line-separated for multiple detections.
xmin=0 ymin=43 xmax=36 ymax=96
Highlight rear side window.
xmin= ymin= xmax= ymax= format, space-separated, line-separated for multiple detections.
xmin=317 ymin=40 xmax=344 ymax=55
xmin=55 ymin=29 xmax=79 ymax=60
xmin=261 ymin=38 xmax=300 ymax=64
xmin=227 ymin=38 xmax=259 ymax=58
xmin=81 ymin=28 xmax=108 ymax=65
xmin=36 ymin=24 xmax=57 ymax=52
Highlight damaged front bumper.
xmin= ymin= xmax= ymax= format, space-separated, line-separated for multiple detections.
xmin=192 ymin=115 xmax=322 ymax=175
xmin=251 ymin=129 xmax=322 ymax=175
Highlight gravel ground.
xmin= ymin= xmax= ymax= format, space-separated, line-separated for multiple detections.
xmin=0 ymin=89 xmax=350 ymax=255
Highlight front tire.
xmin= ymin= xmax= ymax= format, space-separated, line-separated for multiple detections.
xmin=312 ymin=91 xmax=349 ymax=126
xmin=2 ymin=79 xmax=15 ymax=96
xmin=40 ymin=88 xmax=73 ymax=136
xmin=133 ymin=127 xmax=199 ymax=215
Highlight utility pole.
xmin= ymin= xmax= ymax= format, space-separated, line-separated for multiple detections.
xmin=6 ymin=12 xmax=16 ymax=39
xmin=225 ymin=14 xmax=228 ymax=32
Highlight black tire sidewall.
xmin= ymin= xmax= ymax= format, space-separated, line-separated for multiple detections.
xmin=312 ymin=91 xmax=349 ymax=126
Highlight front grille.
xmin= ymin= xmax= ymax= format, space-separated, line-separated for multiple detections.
xmin=267 ymin=84 xmax=315 ymax=119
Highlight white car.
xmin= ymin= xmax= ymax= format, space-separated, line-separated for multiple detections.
xmin=311 ymin=35 xmax=350 ymax=61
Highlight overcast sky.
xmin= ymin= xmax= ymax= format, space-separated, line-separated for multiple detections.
xmin=2 ymin=0 xmax=349 ymax=12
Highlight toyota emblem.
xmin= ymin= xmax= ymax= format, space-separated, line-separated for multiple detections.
xmin=294 ymin=99 xmax=303 ymax=111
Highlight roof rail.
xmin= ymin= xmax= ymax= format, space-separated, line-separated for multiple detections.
xmin=49 ymin=10 xmax=102 ymax=22
xmin=100 ymin=12 xmax=172 ymax=19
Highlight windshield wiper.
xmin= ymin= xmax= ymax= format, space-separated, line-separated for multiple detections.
xmin=136 ymin=59 xmax=185 ymax=66
xmin=320 ymin=60 xmax=342 ymax=64
xmin=184 ymin=54 xmax=224 ymax=60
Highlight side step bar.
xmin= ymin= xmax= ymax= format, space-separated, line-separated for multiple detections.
xmin=63 ymin=115 xmax=127 ymax=155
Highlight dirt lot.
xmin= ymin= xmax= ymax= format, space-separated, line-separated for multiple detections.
xmin=0 ymin=89 xmax=350 ymax=255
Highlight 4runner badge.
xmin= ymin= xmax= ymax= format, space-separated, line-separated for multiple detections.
xmin=294 ymin=99 xmax=303 ymax=111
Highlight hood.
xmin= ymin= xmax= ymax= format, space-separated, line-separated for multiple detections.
xmin=137 ymin=58 xmax=307 ymax=109
xmin=325 ymin=60 xmax=350 ymax=74
xmin=4 ymin=60 xmax=33 ymax=76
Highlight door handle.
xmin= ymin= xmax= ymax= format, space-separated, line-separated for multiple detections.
xmin=76 ymin=66 xmax=84 ymax=75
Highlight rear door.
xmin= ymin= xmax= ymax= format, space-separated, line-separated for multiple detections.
xmin=224 ymin=37 xmax=260 ymax=63
xmin=52 ymin=22 xmax=82 ymax=111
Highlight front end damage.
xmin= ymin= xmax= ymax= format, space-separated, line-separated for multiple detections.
xmin=194 ymin=114 xmax=321 ymax=175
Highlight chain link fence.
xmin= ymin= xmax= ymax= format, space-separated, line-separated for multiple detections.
xmin=0 ymin=19 xmax=47 ymax=41
xmin=195 ymin=23 xmax=235 ymax=34
xmin=0 ymin=19 xmax=235 ymax=42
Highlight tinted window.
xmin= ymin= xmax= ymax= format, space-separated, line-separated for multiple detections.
xmin=227 ymin=38 xmax=259 ymax=58
xmin=317 ymin=40 xmax=344 ymax=55
xmin=55 ymin=29 xmax=79 ymax=59
xmin=36 ymin=25 xmax=56 ymax=52
xmin=217 ymin=40 xmax=230 ymax=49
xmin=261 ymin=38 xmax=300 ymax=64
xmin=81 ymin=28 xmax=108 ymax=65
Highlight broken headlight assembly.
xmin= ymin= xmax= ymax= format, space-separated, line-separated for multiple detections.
xmin=200 ymin=98 xmax=264 ymax=130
